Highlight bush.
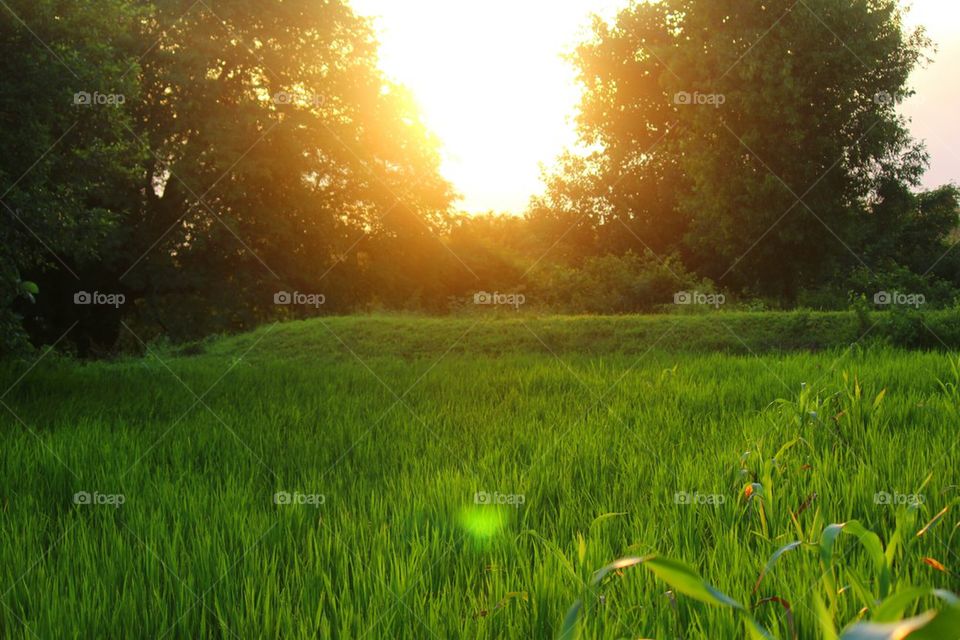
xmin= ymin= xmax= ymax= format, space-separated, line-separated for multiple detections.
xmin=526 ymin=251 xmax=712 ymax=314
xmin=844 ymin=264 xmax=960 ymax=309
xmin=0 ymin=267 xmax=35 ymax=356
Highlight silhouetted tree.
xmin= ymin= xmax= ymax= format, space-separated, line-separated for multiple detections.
xmin=548 ymin=0 xmax=940 ymax=300
xmin=1 ymin=0 xmax=145 ymax=352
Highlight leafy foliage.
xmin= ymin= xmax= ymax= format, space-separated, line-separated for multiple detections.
xmin=1 ymin=0 xmax=959 ymax=355
xmin=541 ymin=0 xmax=957 ymax=300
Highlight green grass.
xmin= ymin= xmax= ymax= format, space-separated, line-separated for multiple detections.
xmin=1 ymin=314 xmax=959 ymax=638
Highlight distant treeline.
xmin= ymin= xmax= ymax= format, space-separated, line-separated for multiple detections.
xmin=1 ymin=0 xmax=958 ymax=355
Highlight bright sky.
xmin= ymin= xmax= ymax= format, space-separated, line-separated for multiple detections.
xmin=902 ymin=1 xmax=960 ymax=192
xmin=352 ymin=0 xmax=960 ymax=214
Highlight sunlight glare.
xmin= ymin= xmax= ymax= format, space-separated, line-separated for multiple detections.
xmin=352 ymin=0 xmax=624 ymax=214
xmin=353 ymin=0 xmax=959 ymax=214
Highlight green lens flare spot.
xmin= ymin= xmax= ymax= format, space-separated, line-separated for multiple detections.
xmin=459 ymin=507 xmax=507 ymax=541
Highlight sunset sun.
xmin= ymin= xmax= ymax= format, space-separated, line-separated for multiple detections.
xmin=355 ymin=0 xmax=959 ymax=214
xmin=352 ymin=0 xmax=624 ymax=213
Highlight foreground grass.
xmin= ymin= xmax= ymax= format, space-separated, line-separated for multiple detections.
xmin=1 ymin=315 xmax=958 ymax=638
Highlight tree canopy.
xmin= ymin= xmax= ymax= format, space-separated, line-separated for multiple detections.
xmin=534 ymin=0 xmax=955 ymax=301
xmin=1 ymin=0 xmax=958 ymax=354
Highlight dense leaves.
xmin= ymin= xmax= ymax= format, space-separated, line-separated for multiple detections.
xmin=538 ymin=0 xmax=959 ymax=300
xmin=0 ymin=0 xmax=958 ymax=354
xmin=4 ymin=0 xmax=456 ymax=353
xmin=0 ymin=0 xmax=145 ymax=351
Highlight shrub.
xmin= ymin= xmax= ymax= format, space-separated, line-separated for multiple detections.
xmin=527 ymin=251 xmax=711 ymax=314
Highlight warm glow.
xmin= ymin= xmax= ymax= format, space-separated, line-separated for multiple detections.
xmin=351 ymin=0 xmax=624 ymax=214
xmin=353 ymin=0 xmax=960 ymax=214
xmin=902 ymin=1 xmax=960 ymax=191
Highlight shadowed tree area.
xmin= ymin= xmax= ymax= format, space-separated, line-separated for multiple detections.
xmin=3 ymin=0 xmax=456 ymax=354
xmin=0 ymin=0 xmax=958 ymax=355
xmin=531 ymin=0 xmax=959 ymax=303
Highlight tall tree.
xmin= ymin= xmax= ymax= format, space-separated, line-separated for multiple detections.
xmin=0 ymin=0 xmax=144 ymax=352
xmin=554 ymin=0 xmax=933 ymax=299
xmin=116 ymin=0 xmax=453 ymax=339
xmin=16 ymin=0 xmax=454 ymax=349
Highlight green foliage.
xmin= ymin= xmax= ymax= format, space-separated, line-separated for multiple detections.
xmin=0 ymin=0 xmax=146 ymax=353
xmin=109 ymin=0 xmax=454 ymax=343
xmin=563 ymin=373 xmax=958 ymax=638
xmin=191 ymin=311 xmax=960 ymax=359
xmin=543 ymin=0 xmax=952 ymax=300
xmin=844 ymin=264 xmax=960 ymax=310
xmin=0 ymin=275 xmax=35 ymax=354
xmin=527 ymin=251 xmax=708 ymax=314
xmin=3 ymin=0 xmax=959 ymax=354
xmin=3 ymin=0 xmax=457 ymax=352
xmin=1 ymin=317 xmax=957 ymax=637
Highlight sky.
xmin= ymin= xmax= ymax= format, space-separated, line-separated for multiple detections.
xmin=352 ymin=0 xmax=960 ymax=215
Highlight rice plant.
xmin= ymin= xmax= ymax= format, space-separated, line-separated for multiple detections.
xmin=0 ymin=316 xmax=957 ymax=638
